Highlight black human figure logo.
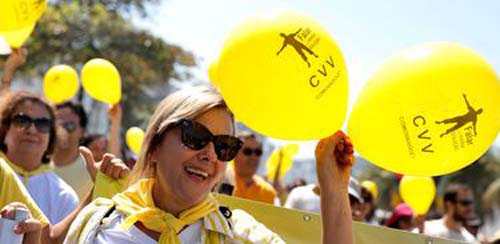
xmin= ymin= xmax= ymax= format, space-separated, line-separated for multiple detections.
xmin=435 ymin=94 xmax=483 ymax=138
xmin=276 ymin=28 xmax=318 ymax=67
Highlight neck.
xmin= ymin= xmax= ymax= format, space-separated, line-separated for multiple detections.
xmin=443 ymin=214 xmax=462 ymax=231
xmin=6 ymin=150 xmax=42 ymax=172
xmin=52 ymin=147 xmax=79 ymax=166
xmin=152 ymin=180 xmax=188 ymax=217
xmin=236 ymin=173 xmax=255 ymax=186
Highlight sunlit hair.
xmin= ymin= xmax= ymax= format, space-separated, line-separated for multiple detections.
xmin=0 ymin=90 xmax=57 ymax=164
xmin=128 ymin=86 xmax=234 ymax=185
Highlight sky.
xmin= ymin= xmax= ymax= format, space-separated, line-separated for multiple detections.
xmin=134 ymin=0 xmax=500 ymax=159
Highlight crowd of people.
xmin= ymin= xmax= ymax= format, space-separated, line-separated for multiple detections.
xmin=1 ymin=46 xmax=499 ymax=244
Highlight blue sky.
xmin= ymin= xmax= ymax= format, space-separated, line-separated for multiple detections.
xmin=134 ymin=0 xmax=500 ymax=158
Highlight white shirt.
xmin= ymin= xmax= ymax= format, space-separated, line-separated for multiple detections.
xmin=94 ymin=210 xmax=203 ymax=244
xmin=16 ymin=172 xmax=79 ymax=224
xmin=284 ymin=184 xmax=320 ymax=213
xmin=424 ymin=218 xmax=477 ymax=243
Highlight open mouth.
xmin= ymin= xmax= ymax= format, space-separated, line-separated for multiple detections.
xmin=185 ymin=166 xmax=209 ymax=180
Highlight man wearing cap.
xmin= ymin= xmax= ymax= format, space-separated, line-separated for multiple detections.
xmin=424 ymin=183 xmax=477 ymax=242
xmin=284 ymin=177 xmax=364 ymax=221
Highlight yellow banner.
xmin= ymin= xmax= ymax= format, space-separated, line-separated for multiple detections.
xmin=215 ymin=194 xmax=461 ymax=244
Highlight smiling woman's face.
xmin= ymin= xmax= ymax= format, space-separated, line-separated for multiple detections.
xmin=151 ymin=107 xmax=234 ymax=206
xmin=4 ymin=101 xmax=52 ymax=165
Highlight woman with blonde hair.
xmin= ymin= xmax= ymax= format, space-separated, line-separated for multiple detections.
xmin=65 ymin=86 xmax=355 ymax=244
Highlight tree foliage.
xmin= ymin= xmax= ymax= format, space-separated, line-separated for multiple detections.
xmin=7 ymin=0 xmax=195 ymax=129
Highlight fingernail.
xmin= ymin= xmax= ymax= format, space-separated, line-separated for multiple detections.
xmin=14 ymin=224 xmax=22 ymax=234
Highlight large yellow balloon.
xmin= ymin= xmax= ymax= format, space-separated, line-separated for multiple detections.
xmin=0 ymin=0 xmax=47 ymax=47
xmin=361 ymin=180 xmax=379 ymax=200
xmin=43 ymin=65 xmax=79 ymax=104
xmin=81 ymin=58 xmax=122 ymax=104
xmin=348 ymin=42 xmax=500 ymax=176
xmin=126 ymin=127 xmax=145 ymax=154
xmin=218 ymin=11 xmax=348 ymax=140
xmin=266 ymin=144 xmax=299 ymax=180
xmin=399 ymin=176 xmax=435 ymax=215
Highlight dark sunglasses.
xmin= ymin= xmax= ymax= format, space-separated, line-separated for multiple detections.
xmin=242 ymin=147 xmax=263 ymax=157
xmin=60 ymin=121 xmax=78 ymax=133
xmin=11 ymin=114 xmax=52 ymax=134
xmin=457 ymin=199 xmax=473 ymax=206
xmin=175 ymin=119 xmax=243 ymax=161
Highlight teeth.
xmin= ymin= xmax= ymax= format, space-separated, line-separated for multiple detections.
xmin=185 ymin=167 xmax=208 ymax=178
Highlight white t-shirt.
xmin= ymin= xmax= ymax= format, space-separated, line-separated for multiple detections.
xmin=284 ymin=184 xmax=320 ymax=213
xmin=424 ymin=218 xmax=477 ymax=243
xmin=94 ymin=210 xmax=203 ymax=244
xmin=52 ymin=156 xmax=93 ymax=200
xmin=16 ymin=172 xmax=79 ymax=224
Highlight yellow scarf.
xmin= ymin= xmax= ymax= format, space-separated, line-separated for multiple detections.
xmin=112 ymin=178 xmax=218 ymax=244
xmin=1 ymin=152 xmax=52 ymax=186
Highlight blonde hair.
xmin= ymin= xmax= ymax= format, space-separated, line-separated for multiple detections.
xmin=128 ymin=86 xmax=234 ymax=185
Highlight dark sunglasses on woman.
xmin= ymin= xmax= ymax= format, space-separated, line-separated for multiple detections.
xmin=11 ymin=113 xmax=52 ymax=134
xmin=175 ymin=119 xmax=243 ymax=161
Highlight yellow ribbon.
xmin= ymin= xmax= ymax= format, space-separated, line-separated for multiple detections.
xmin=1 ymin=152 xmax=52 ymax=186
xmin=112 ymin=178 xmax=218 ymax=244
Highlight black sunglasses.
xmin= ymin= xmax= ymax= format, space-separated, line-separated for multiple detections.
xmin=175 ymin=119 xmax=243 ymax=161
xmin=60 ymin=121 xmax=78 ymax=133
xmin=11 ymin=114 xmax=52 ymax=134
xmin=242 ymin=147 xmax=263 ymax=157
xmin=457 ymin=199 xmax=473 ymax=206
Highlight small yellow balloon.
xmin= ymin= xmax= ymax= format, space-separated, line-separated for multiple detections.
xmin=266 ymin=144 xmax=299 ymax=180
xmin=0 ymin=0 xmax=47 ymax=47
xmin=399 ymin=176 xmax=435 ymax=215
xmin=361 ymin=180 xmax=378 ymax=200
xmin=218 ymin=10 xmax=348 ymax=140
xmin=208 ymin=60 xmax=219 ymax=87
xmin=43 ymin=65 xmax=79 ymax=104
xmin=126 ymin=127 xmax=145 ymax=154
xmin=348 ymin=42 xmax=500 ymax=176
xmin=81 ymin=58 xmax=122 ymax=104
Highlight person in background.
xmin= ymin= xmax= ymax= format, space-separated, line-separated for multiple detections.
xmin=385 ymin=203 xmax=416 ymax=231
xmin=284 ymin=176 xmax=365 ymax=221
xmin=0 ymin=91 xmax=78 ymax=224
xmin=423 ymin=183 xmax=477 ymax=242
xmin=232 ymin=131 xmax=279 ymax=205
xmin=51 ymin=101 xmax=92 ymax=199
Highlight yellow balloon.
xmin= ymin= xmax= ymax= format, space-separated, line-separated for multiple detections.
xmin=361 ymin=180 xmax=378 ymax=200
xmin=43 ymin=65 xmax=79 ymax=104
xmin=0 ymin=0 xmax=47 ymax=47
xmin=218 ymin=11 xmax=348 ymax=140
xmin=348 ymin=42 xmax=500 ymax=176
xmin=126 ymin=127 xmax=145 ymax=154
xmin=266 ymin=144 xmax=299 ymax=180
xmin=399 ymin=176 xmax=435 ymax=215
xmin=81 ymin=58 xmax=122 ymax=104
xmin=208 ymin=60 xmax=219 ymax=87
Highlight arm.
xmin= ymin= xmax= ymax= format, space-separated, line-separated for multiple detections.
xmin=107 ymin=104 xmax=123 ymax=159
xmin=40 ymin=188 xmax=93 ymax=244
xmin=1 ymin=48 xmax=27 ymax=92
xmin=276 ymin=41 xmax=287 ymax=56
xmin=463 ymin=93 xmax=473 ymax=110
xmin=315 ymin=131 xmax=354 ymax=244
xmin=40 ymin=147 xmax=130 ymax=243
